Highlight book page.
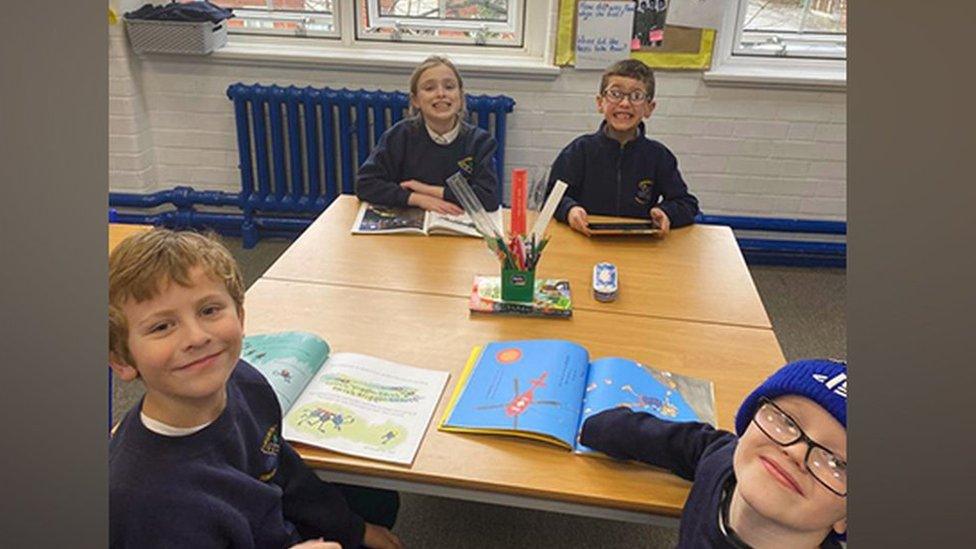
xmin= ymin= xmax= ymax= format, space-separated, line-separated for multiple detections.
xmin=440 ymin=340 xmax=590 ymax=449
xmin=576 ymin=357 xmax=716 ymax=454
xmin=427 ymin=208 xmax=504 ymax=238
xmin=242 ymin=331 xmax=330 ymax=415
xmin=282 ymin=353 xmax=449 ymax=465
xmin=351 ymin=202 xmax=426 ymax=234
xmin=426 ymin=211 xmax=482 ymax=237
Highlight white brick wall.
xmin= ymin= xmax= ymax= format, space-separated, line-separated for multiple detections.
xmin=108 ymin=20 xmax=156 ymax=192
xmin=109 ymin=49 xmax=847 ymax=220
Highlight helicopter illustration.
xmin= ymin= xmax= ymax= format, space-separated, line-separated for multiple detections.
xmin=476 ymin=372 xmax=561 ymax=429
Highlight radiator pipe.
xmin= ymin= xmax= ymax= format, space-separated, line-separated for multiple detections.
xmin=109 ymin=186 xmax=241 ymax=209
xmin=697 ymin=214 xmax=845 ymax=235
xmin=111 ymin=209 xmax=311 ymax=235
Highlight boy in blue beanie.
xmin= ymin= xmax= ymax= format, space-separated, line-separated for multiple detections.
xmin=580 ymin=359 xmax=847 ymax=548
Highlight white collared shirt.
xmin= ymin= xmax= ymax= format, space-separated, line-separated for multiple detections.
xmin=141 ymin=411 xmax=212 ymax=436
xmin=425 ymin=120 xmax=461 ymax=145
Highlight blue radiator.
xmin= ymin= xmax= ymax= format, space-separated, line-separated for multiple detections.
xmin=109 ymin=83 xmax=516 ymax=247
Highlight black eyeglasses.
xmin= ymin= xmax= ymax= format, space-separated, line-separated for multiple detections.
xmin=752 ymin=397 xmax=847 ymax=497
xmin=602 ymin=88 xmax=648 ymax=104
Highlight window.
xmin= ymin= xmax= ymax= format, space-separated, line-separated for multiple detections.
xmin=706 ymin=0 xmax=847 ymax=89
xmin=222 ymin=1 xmax=339 ymax=37
xmin=734 ymin=0 xmax=847 ymax=59
xmin=218 ymin=0 xmax=523 ymax=46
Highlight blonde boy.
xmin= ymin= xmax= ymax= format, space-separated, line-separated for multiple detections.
xmin=109 ymin=229 xmax=402 ymax=549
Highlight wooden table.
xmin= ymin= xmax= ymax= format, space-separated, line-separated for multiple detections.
xmin=262 ymin=196 xmax=771 ymax=329
xmin=244 ymin=278 xmax=785 ymax=522
xmin=109 ymin=223 xmax=152 ymax=253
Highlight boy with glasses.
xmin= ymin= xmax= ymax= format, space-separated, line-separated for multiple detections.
xmin=545 ymin=59 xmax=699 ymax=236
xmin=581 ymin=359 xmax=847 ymax=548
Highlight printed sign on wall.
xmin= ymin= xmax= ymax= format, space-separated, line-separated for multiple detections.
xmin=575 ymin=1 xmax=636 ymax=70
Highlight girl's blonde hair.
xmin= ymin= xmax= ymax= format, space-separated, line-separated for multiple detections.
xmin=407 ymin=55 xmax=467 ymax=120
xmin=109 ymin=229 xmax=245 ymax=367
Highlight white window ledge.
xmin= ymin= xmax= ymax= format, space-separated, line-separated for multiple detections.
xmin=208 ymin=37 xmax=561 ymax=80
xmin=704 ymin=57 xmax=846 ymax=91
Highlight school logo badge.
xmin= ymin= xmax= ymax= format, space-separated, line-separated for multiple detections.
xmin=457 ymin=156 xmax=474 ymax=175
xmin=260 ymin=425 xmax=281 ymax=456
xmin=634 ymin=179 xmax=655 ymax=205
xmin=257 ymin=425 xmax=281 ymax=481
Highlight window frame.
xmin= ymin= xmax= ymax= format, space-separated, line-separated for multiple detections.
xmin=229 ymin=3 xmax=341 ymax=39
xmin=213 ymin=0 xmax=559 ymax=80
xmin=733 ymin=0 xmax=846 ymax=60
xmin=360 ymin=0 xmax=524 ymax=47
xmin=226 ymin=0 xmax=526 ymax=47
xmin=704 ymin=0 xmax=847 ymax=90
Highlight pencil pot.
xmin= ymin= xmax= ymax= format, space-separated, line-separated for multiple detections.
xmin=501 ymin=267 xmax=535 ymax=303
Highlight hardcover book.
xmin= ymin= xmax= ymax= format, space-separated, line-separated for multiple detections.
xmin=439 ymin=339 xmax=715 ymax=452
xmin=468 ymin=276 xmax=573 ymax=318
xmin=351 ymin=201 xmax=502 ymax=238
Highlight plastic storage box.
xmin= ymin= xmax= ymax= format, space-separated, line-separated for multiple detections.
xmin=124 ymin=18 xmax=228 ymax=55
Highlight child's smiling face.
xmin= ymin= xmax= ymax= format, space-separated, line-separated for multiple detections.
xmin=596 ymin=75 xmax=655 ymax=137
xmin=110 ymin=266 xmax=244 ymax=423
xmin=411 ymin=63 xmax=463 ymax=129
xmin=732 ymin=394 xmax=847 ymax=536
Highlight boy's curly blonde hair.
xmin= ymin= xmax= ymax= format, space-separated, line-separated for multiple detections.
xmin=109 ymin=229 xmax=245 ymax=367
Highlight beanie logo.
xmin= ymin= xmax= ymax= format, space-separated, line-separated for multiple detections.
xmin=812 ymin=372 xmax=847 ymax=398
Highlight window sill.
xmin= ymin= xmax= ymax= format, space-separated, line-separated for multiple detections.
xmin=208 ymin=36 xmax=561 ymax=80
xmin=704 ymin=57 xmax=846 ymax=91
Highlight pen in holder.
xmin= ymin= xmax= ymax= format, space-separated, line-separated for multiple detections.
xmin=497 ymin=232 xmax=549 ymax=303
xmin=446 ymin=169 xmax=558 ymax=304
xmin=503 ymin=169 xmax=533 ymax=302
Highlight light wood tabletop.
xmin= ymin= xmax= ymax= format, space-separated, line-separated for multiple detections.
xmin=109 ymin=223 xmax=153 ymax=253
xmin=244 ymin=277 xmax=784 ymax=517
xmin=262 ymin=196 xmax=771 ymax=329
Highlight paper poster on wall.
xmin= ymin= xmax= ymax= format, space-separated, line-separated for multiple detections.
xmin=575 ymin=1 xmax=636 ymax=70
xmin=633 ymin=0 xmax=670 ymax=49
xmin=667 ymin=0 xmax=725 ymax=31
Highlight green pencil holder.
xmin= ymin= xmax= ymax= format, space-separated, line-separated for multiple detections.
xmin=501 ymin=267 xmax=536 ymax=303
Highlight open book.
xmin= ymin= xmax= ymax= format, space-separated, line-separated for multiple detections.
xmin=351 ymin=201 xmax=502 ymax=238
xmin=439 ymin=339 xmax=715 ymax=452
xmin=243 ymin=331 xmax=450 ymax=465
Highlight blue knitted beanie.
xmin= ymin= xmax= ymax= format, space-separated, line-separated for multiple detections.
xmin=735 ymin=358 xmax=847 ymax=436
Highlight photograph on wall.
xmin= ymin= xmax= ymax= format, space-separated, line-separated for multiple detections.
xmin=632 ymin=0 xmax=669 ymax=49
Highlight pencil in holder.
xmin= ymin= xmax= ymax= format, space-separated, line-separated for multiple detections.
xmin=501 ymin=267 xmax=536 ymax=303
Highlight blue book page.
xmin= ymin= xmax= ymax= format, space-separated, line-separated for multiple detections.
xmin=443 ymin=340 xmax=590 ymax=448
xmin=576 ymin=357 xmax=714 ymax=454
xmin=242 ymin=331 xmax=331 ymax=415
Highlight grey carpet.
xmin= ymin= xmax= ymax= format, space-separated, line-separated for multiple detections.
xmin=111 ymin=236 xmax=846 ymax=548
